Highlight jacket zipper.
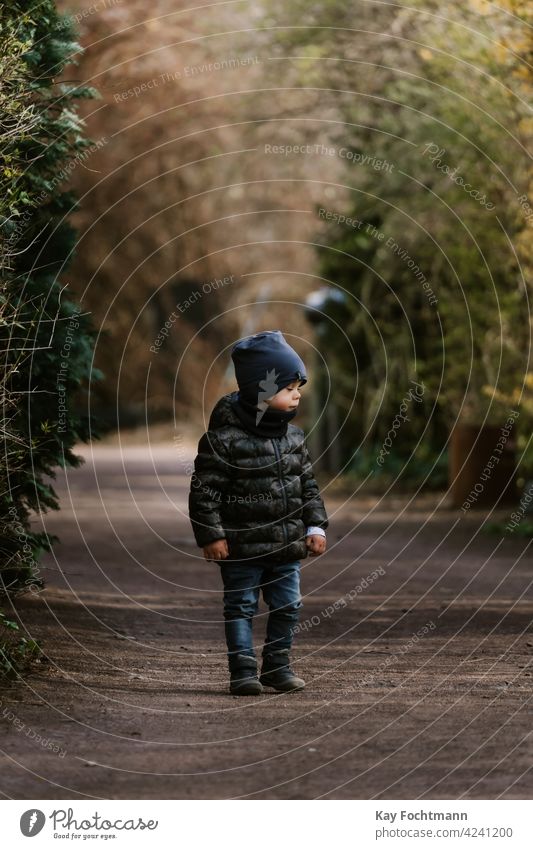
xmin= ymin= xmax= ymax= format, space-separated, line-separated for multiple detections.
xmin=271 ymin=437 xmax=289 ymax=549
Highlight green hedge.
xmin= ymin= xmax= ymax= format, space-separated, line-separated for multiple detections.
xmin=0 ymin=1 xmax=99 ymax=656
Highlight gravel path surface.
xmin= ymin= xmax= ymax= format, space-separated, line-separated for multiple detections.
xmin=1 ymin=445 xmax=531 ymax=799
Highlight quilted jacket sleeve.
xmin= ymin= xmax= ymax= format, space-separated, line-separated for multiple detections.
xmin=300 ymin=438 xmax=329 ymax=530
xmin=188 ymin=430 xmax=231 ymax=547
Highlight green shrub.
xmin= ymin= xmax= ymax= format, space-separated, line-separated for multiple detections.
xmin=0 ymin=1 xmax=100 ymax=604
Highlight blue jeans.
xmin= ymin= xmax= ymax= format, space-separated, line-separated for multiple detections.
xmin=219 ymin=559 xmax=302 ymax=670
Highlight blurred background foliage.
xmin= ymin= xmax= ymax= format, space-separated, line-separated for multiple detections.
xmin=55 ymin=0 xmax=531 ymax=479
xmin=263 ymin=0 xmax=532 ymax=483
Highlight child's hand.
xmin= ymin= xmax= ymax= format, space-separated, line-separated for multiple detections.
xmin=306 ymin=534 xmax=326 ymax=556
xmin=203 ymin=538 xmax=229 ymax=562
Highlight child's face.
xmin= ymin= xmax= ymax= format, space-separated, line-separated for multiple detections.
xmin=265 ymin=379 xmax=304 ymax=412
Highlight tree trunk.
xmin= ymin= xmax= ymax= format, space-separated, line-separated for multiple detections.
xmin=449 ymin=422 xmax=518 ymax=509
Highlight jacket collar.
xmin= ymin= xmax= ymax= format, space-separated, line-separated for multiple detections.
xmin=230 ymin=392 xmax=297 ymax=438
xmin=208 ymin=391 xmax=297 ymax=438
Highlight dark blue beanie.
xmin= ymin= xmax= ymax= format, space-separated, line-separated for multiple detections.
xmin=231 ymin=330 xmax=307 ymax=403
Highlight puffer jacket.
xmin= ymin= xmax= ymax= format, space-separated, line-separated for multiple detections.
xmin=188 ymin=391 xmax=329 ymax=563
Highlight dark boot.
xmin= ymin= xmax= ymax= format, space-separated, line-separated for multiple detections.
xmin=260 ymin=648 xmax=305 ymax=692
xmin=229 ymin=653 xmax=263 ymax=696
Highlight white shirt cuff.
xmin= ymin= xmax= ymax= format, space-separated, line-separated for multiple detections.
xmin=306 ymin=526 xmax=326 ymax=538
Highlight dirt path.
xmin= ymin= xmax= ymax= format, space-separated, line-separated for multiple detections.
xmin=1 ymin=444 xmax=532 ymax=799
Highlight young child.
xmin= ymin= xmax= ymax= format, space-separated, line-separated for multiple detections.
xmin=188 ymin=330 xmax=328 ymax=696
